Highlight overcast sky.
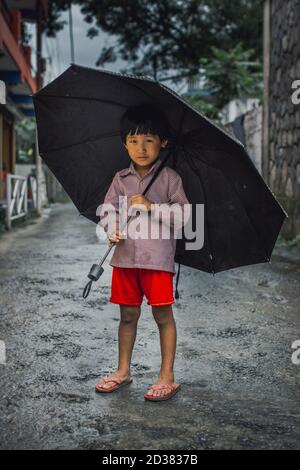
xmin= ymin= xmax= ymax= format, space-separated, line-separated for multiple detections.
xmin=29 ymin=5 xmax=185 ymax=93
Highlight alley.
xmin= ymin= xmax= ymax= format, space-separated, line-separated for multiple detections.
xmin=0 ymin=202 xmax=299 ymax=450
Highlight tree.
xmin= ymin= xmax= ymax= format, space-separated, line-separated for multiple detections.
xmin=184 ymin=43 xmax=263 ymax=120
xmin=43 ymin=1 xmax=263 ymax=114
xmin=44 ymin=0 xmax=263 ymax=81
xmin=15 ymin=119 xmax=36 ymax=164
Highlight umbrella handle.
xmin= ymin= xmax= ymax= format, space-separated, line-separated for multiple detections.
xmin=82 ymin=246 xmax=112 ymax=298
xmin=82 ymin=215 xmax=132 ymax=298
xmin=82 ymin=264 xmax=105 ymax=298
xmin=82 ymin=280 xmax=92 ymax=299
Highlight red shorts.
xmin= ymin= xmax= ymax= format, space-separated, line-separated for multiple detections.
xmin=109 ymin=267 xmax=175 ymax=306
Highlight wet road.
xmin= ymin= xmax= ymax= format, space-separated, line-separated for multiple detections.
xmin=0 ymin=202 xmax=300 ymax=450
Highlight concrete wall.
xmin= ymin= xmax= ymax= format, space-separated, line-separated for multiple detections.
xmin=43 ymin=164 xmax=69 ymax=204
xmin=244 ymin=106 xmax=263 ymax=174
xmin=226 ymin=105 xmax=263 ymax=174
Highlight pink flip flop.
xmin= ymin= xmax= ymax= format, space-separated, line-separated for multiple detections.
xmin=95 ymin=375 xmax=133 ymax=393
xmin=144 ymin=383 xmax=181 ymax=401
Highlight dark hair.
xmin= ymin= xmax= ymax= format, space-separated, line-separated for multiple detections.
xmin=120 ymin=103 xmax=170 ymax=144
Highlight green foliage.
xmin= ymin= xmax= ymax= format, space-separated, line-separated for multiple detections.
xmin=202 ymin=44 xmax=263 ymax=105
xmin=180 ymin=43 xmax=263 ymax=120
xmin=287 ymin=235 xmax=300 ymax=250
xmin=43 ymin=0 xmax=69 ymax=37
xmin=15 ymin=118 xmax=36 ymax=164
xmin=44 ymin=1 xmax=263 ymax=78
xmin=184 ymin=43 xmax=263 ymax=119
xmin=43 ymin=1 xmax=263 ymax=115
xmin=184 ymin=94 xmax=221 ymax=121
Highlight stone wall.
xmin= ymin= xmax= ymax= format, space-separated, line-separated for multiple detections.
xmin=268 ymin=0 xmax=300 ymax=237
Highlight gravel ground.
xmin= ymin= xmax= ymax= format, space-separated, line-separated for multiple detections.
xmin=0 ymin=202 xmax=299 ymax=450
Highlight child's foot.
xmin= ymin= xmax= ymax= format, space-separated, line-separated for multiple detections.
xmin=95 ymin=371 xmax=132 ymax=392
xmin=144 ymin=373 xmax=180 ymax=399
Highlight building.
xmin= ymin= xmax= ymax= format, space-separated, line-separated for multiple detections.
xmin=0 ymin=0 xmax=48 ymax=228
xmin=220 ymin=98 xmax=261 ymax=126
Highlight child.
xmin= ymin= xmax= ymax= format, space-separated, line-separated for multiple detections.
xmin=96 ymin=104 xmax=190 ymax=401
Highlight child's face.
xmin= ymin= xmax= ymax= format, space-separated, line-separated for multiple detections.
xmin=123 ymin=132 xmax=168 ymax=168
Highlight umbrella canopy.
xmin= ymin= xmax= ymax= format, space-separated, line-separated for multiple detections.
xmin=32 ymin=64 xmax=287 ymax=274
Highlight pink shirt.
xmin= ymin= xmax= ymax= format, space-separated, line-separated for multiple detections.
xmin=98 ymin=157 xmax=190 ymax=274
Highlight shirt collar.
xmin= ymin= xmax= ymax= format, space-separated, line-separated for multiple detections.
xmin=120 ymin=157 xmax=162 ymax=179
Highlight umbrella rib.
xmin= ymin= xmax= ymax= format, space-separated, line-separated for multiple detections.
xmin=188 ymin=148 xmax=271 ymax=263
xmin=184 ymin=153 xmax=215 ymax=274
xmin=35 ymin=63 xmax=244 ymax=151
xmin=79 ymin=173 xmax=118 ymax=216
xmin=36 ymin=77 xmax=160 ymax=110
xmin=158 ymin=81 xmax=245 ymax=149
xmin=35 ymin=94 xmax=129 ymax=108
xmin=181 ymin=145 xmax=215 ymax=168
xmin=40 ymin=130 xmax=121 ymax=155
xmin=219 ymin=162 xmax=270 ymax=261
xmin=34 ymin=64 xmax=165 ymax=108
xmin=35 ymin=83 xmax=166 ymax=155
xmin=71 ymin=63 xmax=156 ymax=84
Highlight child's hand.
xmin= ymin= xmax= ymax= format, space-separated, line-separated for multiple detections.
xmin=108 ymin=228 xmax=124 ymax=245
xmin=130 ymin=194 xmax=154 ymax=212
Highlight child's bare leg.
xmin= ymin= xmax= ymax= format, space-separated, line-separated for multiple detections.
xmin=147 ymin=304 xmax=177 ymax=398
xmin=99 ymin=304 xmax=141 ymax=389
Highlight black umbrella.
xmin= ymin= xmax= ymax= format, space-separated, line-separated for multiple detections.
xmin=32 ymin=64 xmax=288 ymax=298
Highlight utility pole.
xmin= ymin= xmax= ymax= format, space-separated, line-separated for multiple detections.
xmin=262 ymin=0 xmax=270 ymax=185
xmin=35 ymin=1 xmax=43 ymax=215
xmin=69 ymin=3 xmax=75 ymax=63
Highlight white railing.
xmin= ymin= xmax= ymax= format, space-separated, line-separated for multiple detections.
xmin=6 ymin=174 xmax=28 ymax=230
